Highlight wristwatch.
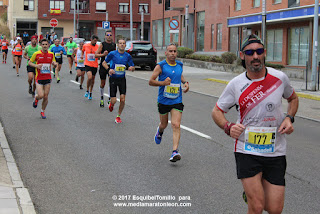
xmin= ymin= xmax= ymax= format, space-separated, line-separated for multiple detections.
xmin=286 ymin=114 xmax=294 ymax=123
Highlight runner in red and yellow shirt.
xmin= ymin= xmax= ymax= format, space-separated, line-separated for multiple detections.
xmin=82 ymin=35 xmax=99 ymax=100
xmin=28 ymin=39 xmax=57 ymax=119
xmin=13 ymin=37 xmax=25 ymax=76
xmin=1 ymin=35 xmax=9 ymax=63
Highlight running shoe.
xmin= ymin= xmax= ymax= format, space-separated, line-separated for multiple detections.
xmin=13 ymin=65 xmax=15 ymax=69
xmin=169 ymin=150 xmax=181 ymax=162
xmin=100 ymin=99 xmax=104 ymax=107
xmin=4 ymin=61 xmax=6 ymax=64
xmin=57 ymin=77 xmax=60 ymax=83
xmin=115 ymin=116 xmax=122 ymax=124
xmin=28 ymin=86 xmax=32 ymax=94
xmin=80 ymin=85 xmax=83 ymax=90
xmin=17 ymin=73 xmax=19 ymax=77
xmin=88 ymin=94 xmax=92 ymax=100
xmin=154 ymin=127 xmax=163 ymax=144
xmin=2 ymin=61 xmax=3 ymax=64
xmin=84 ymin=91 xmax=89 ymax=98
xmin=70 ymin=70 xmax=72 ymax=74
xmin=40 ymin=112 xmax=46 ymax=119
xmin=33 ymin=98 xmax=38 ymax=108
xmin=108 ymin=103 xmax=114 ymax=112
xmin=75 ymin=75 xmax=79 ymax=82
xmin=32 ymin=91 xmax=35 ymax=97
xmin=242 ymin=191 xmax=248 ymax=204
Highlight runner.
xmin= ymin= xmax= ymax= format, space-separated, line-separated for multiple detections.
xmin=13 ymin=37 xmax=25 ymax=76
xmin=211 ymin=34 xmax=299 ymax=214
xmin=74 ymin=41 xmax=85 ymax=90
xmin=148 ymin=43 xmax=189 ymax=162
xmin=28 ymin=39 xmax=57 ymax=119
xmin=24 ymin=35 xmax=41 ymax=96
xmin=95 ymin=31 xmax=116 ymax=107
xmin=10 ymin=36 xmax=17 ymax=69
xmin=49 ymin=39 xmax=66 ymax=83
xmin=82 ymin=35 xmax=99 ymax=100
xmin=1 ymin=35 xmax=9 ymax=64
xmin=102 ymin=39 xmax=135 ymax=124
xmin=65 ymin=37 xmax=77 ymax=74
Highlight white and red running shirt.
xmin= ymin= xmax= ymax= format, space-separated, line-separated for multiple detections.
xmin=216 ymin=67 xmax=295 ymax=157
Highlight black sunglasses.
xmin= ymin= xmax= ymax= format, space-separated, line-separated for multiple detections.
xmin=243 ymin=48 xmax=264 ymax=56
xmin=106 ymin=34 xmax=112 ymax=36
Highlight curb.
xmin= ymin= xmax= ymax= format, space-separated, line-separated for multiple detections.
xmin=205 ymin=78 xmax=320 ymax=101
xmin=0 ymin=124 xmax=36 ymax=214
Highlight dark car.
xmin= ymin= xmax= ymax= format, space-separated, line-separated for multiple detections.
xmin=125 ymin=41 xmax=157 ymax=70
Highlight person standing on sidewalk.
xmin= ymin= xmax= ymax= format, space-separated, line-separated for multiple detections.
xmin=24 ymin=35 xmax=41 ymax=96
xmin=1 ymin=35 xmax=9 ymax=64
xmin=28 ymin=39 xmax=57 ymax=119
xmin=49 ymin=39 xmax=67 ymax=83
xmin=95 ymin=31 xmax=116 ymax=107
xmin=65 ymin=37 xmax=77 ymax=74
xmin=149 ymin=43 xmax=189 ymax=162
xmin=212 ymin=34 xmax=299 ymax=214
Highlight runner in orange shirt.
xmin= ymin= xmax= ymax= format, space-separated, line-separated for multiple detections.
xmin=82 ymin=35 xmax=99 ymax=100
xmin=1 ymin=35 xmax=9 ymax=64
xmin=13 ymin=37 xmax=25 ymax=76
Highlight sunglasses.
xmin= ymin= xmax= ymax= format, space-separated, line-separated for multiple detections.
xmin=106 ymin=34 xmax=112 ymax=36
xmin=243 ymin=48 xmax=264 ymax=56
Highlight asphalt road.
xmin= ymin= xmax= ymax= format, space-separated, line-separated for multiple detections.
xmin=0 ymin=55 xmax=319 ymax=214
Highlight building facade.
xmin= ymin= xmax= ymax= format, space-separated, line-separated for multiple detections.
xmin=7 ymin=0 xmax=39 ymax=38
xmin=38 ymin=0 xmax=151 ymax=41
xmin=228 ymin=0 xmax=320 ymax=67
xmin=151 ymin=0 xmax=230 ymax=52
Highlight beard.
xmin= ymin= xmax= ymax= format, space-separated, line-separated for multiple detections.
xmin=245 ymin=58 xmax=264 ymax=73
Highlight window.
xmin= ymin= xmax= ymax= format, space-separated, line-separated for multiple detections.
xmin=266 ymin=29 xmax=283 ymax=62
xmin=24 ymin=0 xmax=34 ymax=10
xmin=96 ymin=2 xmax=106 ymax=12
xmin=211 ymin=24 xmax=214 ymax=49
xmin=50 ymin=0 xmax=64 ymax=10
xmin=159 ymin=0 xmax=162 ymax=4
xmin=139 ymin=4 xmax=149 ymax=13
xmin=253 ymin=0 xmax=260 ymax=7
xmin=217 ymin=24 xmax=223 ymax=50
xmin=165 ymin=0 xmax=170 ymax=11
xmin=235 ymin=0 xmax=241 ymax=11
xmin=71 ymin=0 xmax=90 ymax=13
xmin=288 ymin=27 xmax=309 ymax=65
xmin=274 ymin=0 xmax=281 ymax=3
xmin=288 ymin=0 xmax=299 ymax=7
xmin=119 ymin=3 xmax=129 ymax=13
xmin=0 ymin=1 xmax=3 ymax=6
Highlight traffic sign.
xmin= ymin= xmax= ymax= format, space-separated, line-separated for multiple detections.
xmin=50 ymin=18 xmax=58 ymax=27
xmin=169 ymin=19 xmax=179 ymax=30
xmin=103 ymin=21 xmax=110 ymax=29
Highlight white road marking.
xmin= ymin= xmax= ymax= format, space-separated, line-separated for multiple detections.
xmin=70 ymin=80 xmax=80 ymax=85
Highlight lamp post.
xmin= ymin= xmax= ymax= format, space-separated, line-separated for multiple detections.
xmin=261 ymin=0 xmax=266 ymax=44
xmin=311 ymin=0 xmax=319 ymax=91
xmin=130 ymin=0 xmax=133 ymax=41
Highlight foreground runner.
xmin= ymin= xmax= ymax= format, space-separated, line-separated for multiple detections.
xmin=49 ymin=39 xmax=66 ymax=83
xmin=65 ymin=37 xmax=77 ymax=74
xmin=28 ymin=39 xmax=57 ymax=119
xmin=24 ymin=35 xmax=41 ymax=96
xmin=82 ymin=35 xmax=99 ymax=100
xmin=149 ymin=43 xmax=189 ymax=162
xmin=13 ymin=37 xmax=25 ymax=76
xmin=74 ymin=41 xmax=85 ymax=89
xmin=212 ymin=34 xmax=299 ymax=214
xmin=102 ymin=39 xmax=135 ymax=124
xmin=95 ymin=31 xmax=116 ymax=107
xmin=1 ymin=35 xmax=9 ymax=63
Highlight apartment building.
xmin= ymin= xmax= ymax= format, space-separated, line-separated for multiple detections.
xmin=228 ymin=0 xmax=319 ymax=67
xmin=151 ymin=0 xmax=230 ymax=52
xmin=38 ymin=0 xmax=151 ymax=41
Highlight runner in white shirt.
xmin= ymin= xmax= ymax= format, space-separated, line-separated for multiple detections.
xmin=10 ymin=36 xmax=17 ymax=69
xmin=74 ymin=41 xmax=85 ymax=89
xmin=212 ymin=34 xmax=299 ymax=214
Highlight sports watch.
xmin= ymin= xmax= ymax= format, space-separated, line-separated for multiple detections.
xmin=286 ymin=115 xmax=294 ymax=123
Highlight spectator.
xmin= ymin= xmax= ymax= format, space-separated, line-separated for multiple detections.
xmin=23 ymin=31 xmax=29 ymax=45
xmin=39 ymin=32 xmax=44 ymax=41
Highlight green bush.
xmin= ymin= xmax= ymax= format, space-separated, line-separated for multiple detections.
xmin=236 ymin=58 xmax=243 ymax=66
xmin=177 ymin=47 xmax=194 ymax=58
xmin=221 ymin=52 xmax=237 ymax=64
xmin=210 ymin=55 xmax=223 ymax=63
xmin=265 ymin=62 xmax=285 ymax=69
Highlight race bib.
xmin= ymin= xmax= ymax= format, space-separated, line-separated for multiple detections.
xmin=40 ymin=63 xmax=51 ymax=74
xmin=68 ymin=48 xmax=73 ymax=53
xmin=55 ymin=53 xmax=61 ymax=58
xmin=87 ymin=54 xmax=95 ymax=62
xmin=16 ymin=47 xmax=21 ymax=52
xmin=244 ymin=127 xmax=276 ymax=154
xmin=77 ymin=59 xmax=84 ymax=64
xmin=114 ymin=64 xmax=126 ymax=75
xmin=164 ymin=83 xmax=180 ymax=99
xmin=2 ymin=43 xmax=6 ymax=46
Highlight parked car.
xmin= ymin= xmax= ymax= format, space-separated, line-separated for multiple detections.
xmin=125 ymin=41 xmax=157 ymax=70
xmin=73 ymin=38 xmax=85 ymax=45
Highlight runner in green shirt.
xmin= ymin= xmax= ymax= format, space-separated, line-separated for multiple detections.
xmin=24 ymin=35 xmax=42 ymax=96
xmin=65 ymin=37 xmax=77 ymax=74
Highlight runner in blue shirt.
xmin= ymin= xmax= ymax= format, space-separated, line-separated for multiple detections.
xmin=149 ymin=43 xmax=189 ymax=162
xmin=49 ymin=39 xmax=66 ymax=83
xmin=102 ymin=39 xmax=134 ymax=124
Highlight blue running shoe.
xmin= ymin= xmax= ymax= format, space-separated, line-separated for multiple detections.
xmin=84 ymin=91 xmax=89 ymax=98
xmin=154 ymin=127 xmax=163 ymax=144
xmin=169 ymin=150 xmax=181 ymax=162
xmin=88 ymin=93 xmax=92 ymax=100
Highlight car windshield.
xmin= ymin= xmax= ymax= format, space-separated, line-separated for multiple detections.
xmin=132 ymin=43 xmax=153 ymax=50
xmin=74 ymin=38 xmax=84 ymax=44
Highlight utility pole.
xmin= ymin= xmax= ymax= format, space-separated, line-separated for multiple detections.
xmin=140 ymin=9 xmax=144 ymax=41
xmin=73 ymin=0 xmax=76 ymax=37
xmin=311 ymin=0 xmax=319 ymax=91
xmin=185 ymin=4 xmax=189 ymax=48
xmin=130 ymin=0 xmax=133 ymax=41
xmin=261 ymin=0 xmax=266 ymax=44
xmin=77 ymin=0 xmax=79 ymax=37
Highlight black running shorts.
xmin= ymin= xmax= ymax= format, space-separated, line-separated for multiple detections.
xmin=99 ymin=65 xmax=110 ymax=80
xmin=36 ymin=79 xmax=52 ymax=85
xmin=27 ymin=65 xmax=36 ymax=73
xmin=2 ymin=49 xmax=8 ymax=54
xmin=234 ymin=152 xmax=287 ymax=186
xmin=109 ymin=77 xmax=126 ymax=97
xmin=55 ymin=57 xmax=63 ymax=64
xmin=85 ymin=65 xmax=98 ymax=76
xmin=157 ymin=103 xmax=184 ymax=115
